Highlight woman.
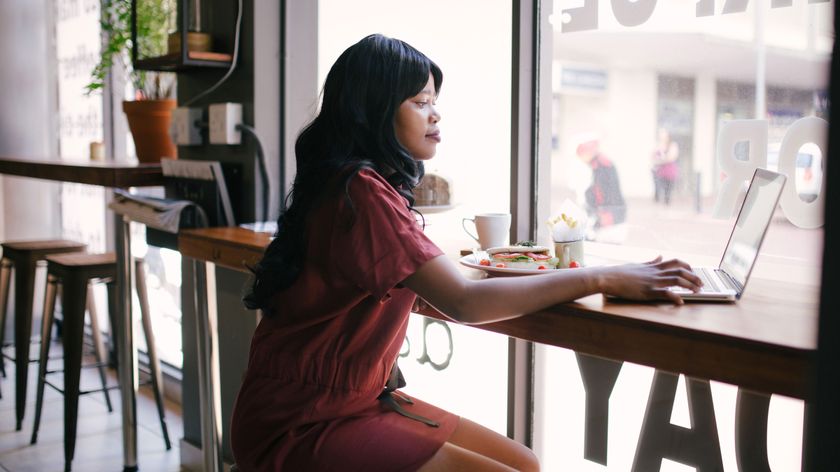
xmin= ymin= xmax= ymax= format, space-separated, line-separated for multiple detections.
xmin=575 ymin=136 xmax=627 ymax=231
xmin=231 ymin=34 xmax=702 ymax=471
xmin=652 ymin=128 xmax=680 ymax=205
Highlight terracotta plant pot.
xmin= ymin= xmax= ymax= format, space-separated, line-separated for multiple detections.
xmin=122 ymin=99 xmax=178 ymax=163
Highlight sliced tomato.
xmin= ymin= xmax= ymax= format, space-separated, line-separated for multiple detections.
xmin=537 ymin=265 xmax=547 ymax=270
xmin=569 ymin=261 xmax=580 ymax=268
xmin=495 ymin=263 xmax=506 ymax=268
xmin=479 ymin=259 xmax=491 ymax=266
xmin=493 ymin=252 xmax=524 ymax=260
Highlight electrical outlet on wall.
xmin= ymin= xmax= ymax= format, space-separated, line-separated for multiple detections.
xmin=170 ymin=107 xmax=203 ymax=145
xmin=209 ymin=102 xmax=243 ymax=145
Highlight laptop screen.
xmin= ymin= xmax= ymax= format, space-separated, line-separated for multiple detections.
xmin=719 ymin=168 xmax=787 ymax=289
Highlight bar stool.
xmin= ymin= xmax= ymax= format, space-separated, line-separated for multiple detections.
xmin=30 ymin=253 xmax=171 ymax=471
xmin=0 ymin=239 xmax=87 ymax=430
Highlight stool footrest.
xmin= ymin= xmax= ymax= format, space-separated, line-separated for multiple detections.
xmin=43 ymin=378 xmax=121 ymax=396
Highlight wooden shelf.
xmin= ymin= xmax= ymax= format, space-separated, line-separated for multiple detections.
xmin=0 ymin=156 xmax=164 ymax=188
xmin=134 ymin=51 xmax=233 ymax=72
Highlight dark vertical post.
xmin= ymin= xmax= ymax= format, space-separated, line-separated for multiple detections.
xmin=805 ymin=1 xmax=839 ymax=469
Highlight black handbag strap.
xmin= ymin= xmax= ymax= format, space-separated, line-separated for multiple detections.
xmin=377 ymin=361 xmax=439 ymax=428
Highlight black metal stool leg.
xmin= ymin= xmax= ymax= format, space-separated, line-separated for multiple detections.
xmin=0 ymin=258 xmax=12 ymax=379
xmin=61 ymin=274 xmax=88 ymax=472
xmin=87 ymin=284 xmax=113 ymax=412
xmin=135 ymin=259 xmax=172 ymax=450
xmin=13 ymin=255 xmax=38 ymax=431
xmin=31 ymin=274 xmax=58 ymax=444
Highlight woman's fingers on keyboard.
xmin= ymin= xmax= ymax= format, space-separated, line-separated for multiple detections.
xmin=665 ymin=289 xmax=686 ymax=305
xmin=660 ymin=268 xmax=703 ymax=291
xmin=654 ymin=257 xmax=693 ymax=271
xmin=653 ymin=287 xmax=685 ymax=305
xmin=684 ymin=268 xmax=704 ymax=289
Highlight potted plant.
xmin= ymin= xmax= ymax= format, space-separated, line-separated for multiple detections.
xmin=87 ymin=0 xmax=178 ymax=163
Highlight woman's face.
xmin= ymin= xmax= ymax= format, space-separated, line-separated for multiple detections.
xmin=395 ymin=74 xmax=441 ymax=161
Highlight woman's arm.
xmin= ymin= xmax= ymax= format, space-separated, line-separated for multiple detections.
xmin=401 ymin=255 xmax=702 ymax=325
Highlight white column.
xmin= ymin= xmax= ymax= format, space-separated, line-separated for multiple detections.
xmin=255 ymin=0 xmax=282 ymax=220
xmin=754 ymin=1 xmax=767 ymax=119
xmin=693 ymin=73 xmax=717 ymax=197
xmin=284 ymin=1 xmax=320 ymax=203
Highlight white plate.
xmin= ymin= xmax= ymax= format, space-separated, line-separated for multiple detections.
xmin=415 ymin=204 xmax=457 ymax=214
xmin=459 ymin=254 xmax=580 ymax=277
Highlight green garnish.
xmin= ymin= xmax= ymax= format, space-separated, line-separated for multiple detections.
xmin=516 ymin=240 xmax=536 ymax=247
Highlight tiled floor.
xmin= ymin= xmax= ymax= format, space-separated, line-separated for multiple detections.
xmin=0 ymin=343 xmax=184 ymax=472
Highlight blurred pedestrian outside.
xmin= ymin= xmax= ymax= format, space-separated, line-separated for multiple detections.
xmin=575 ymin=135 xmax=627 ymax=243
xmin=651 ymin=127 xmax=680 ymax=205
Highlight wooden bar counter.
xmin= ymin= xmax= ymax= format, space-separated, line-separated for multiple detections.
xmin=179 ymin=226 xmax=817 ymax=400
xmin=0 ymin=156 xmax=164 ymax=471
xmin=0 ymin=156 xmax=164 ymax=188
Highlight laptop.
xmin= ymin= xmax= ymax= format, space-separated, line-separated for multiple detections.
xmin=670 ymin=168 xmax=786 ymax=301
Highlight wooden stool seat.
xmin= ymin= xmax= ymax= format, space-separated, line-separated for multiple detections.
xmin=30 ymin=253 xmax=171 ymax=471
xmin=45 ymin=252 xmax=116 ymax=274
xmin=2 ymin=239 xmax=87 ymax=254
xmin=0 ymin=238 xmax=86 ymax=430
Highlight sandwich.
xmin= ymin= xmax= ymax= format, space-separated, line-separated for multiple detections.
xmin=483 ymin=245 xmax=559 ymax=270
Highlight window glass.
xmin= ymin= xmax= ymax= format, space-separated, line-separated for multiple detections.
xmin=318 ymin=0 xmax=513 ymax=434
xmin=55 ymin=0 xmax=106 ymax=254
xmin=53 ymin=0 xmax=182 ymax=368
xmin=535 ymin=1 xmax=831 ymax=469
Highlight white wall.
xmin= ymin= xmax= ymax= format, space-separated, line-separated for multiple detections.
xmin=0 ymin=0 xmax=61 ymax=240
xmin=604 ymin=68 xmax=658 ymax=198
xmin=552 ymin=68 xmax=658 ymax=201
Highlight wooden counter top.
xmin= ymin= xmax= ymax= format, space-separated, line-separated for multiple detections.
xmin=179 ymin=227 xmax=272 ymax=272
xmin=418 ymin=277 xmax=816 ymax=399
xmin=0 ymin=156 xmax=164 ymax=188
xmin=177 ymin=226 xmax=817 ymax=399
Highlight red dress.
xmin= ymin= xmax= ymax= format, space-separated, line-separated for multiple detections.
xmin=230 ymin=169 xmax=459 ymax=471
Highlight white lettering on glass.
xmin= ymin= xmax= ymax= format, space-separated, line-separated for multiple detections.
xmin=561 ymin=0 xmax=599 ymax=33
xmin=777 ymin=117 xmax=827 ymax=229
xmin=713 ymin=120 xmax=768 ymax=219
xmin=721 ymin=0 xmax=749 ymax=14
xmin=696 ymin=0 xmax=715 ymax=16
xmin=611 ymin=0 xmax=657 ymax=27
xmin=560 ymin=0 xmax=831 ymax=32
xmin=713 ymin=118 xmax=827 ymax=228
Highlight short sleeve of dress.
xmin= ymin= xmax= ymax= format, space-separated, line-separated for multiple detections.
xmin=330 ymin=169 xmax=443 ymax=301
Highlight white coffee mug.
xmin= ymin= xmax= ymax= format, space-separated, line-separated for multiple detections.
xmin=554 ymin=239 xmax=585 ymax=268
xmin=462 ymin=213 xmax=511 ymax=249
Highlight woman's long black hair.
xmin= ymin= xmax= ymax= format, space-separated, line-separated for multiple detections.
xmin=243 ymin=34 xmax=442 ymax=314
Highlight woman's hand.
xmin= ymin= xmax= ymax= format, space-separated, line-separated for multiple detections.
xmin=597 ymin=256 xmax=703 ymax=305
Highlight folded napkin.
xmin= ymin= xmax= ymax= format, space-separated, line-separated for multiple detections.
xmin=547 ymin=199 xmax=588 ymax=242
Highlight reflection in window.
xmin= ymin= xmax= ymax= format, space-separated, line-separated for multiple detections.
xmin=52 ymin=0 xmax=183 ymax=369
xmin=536 ymin=1 xmax=830 ymax=469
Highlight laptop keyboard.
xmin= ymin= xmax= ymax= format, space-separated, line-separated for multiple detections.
xmin=694 ymin=268 xmax=720 ymax=292
xmin=669 ymin=267 xmax=736 ymax=294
